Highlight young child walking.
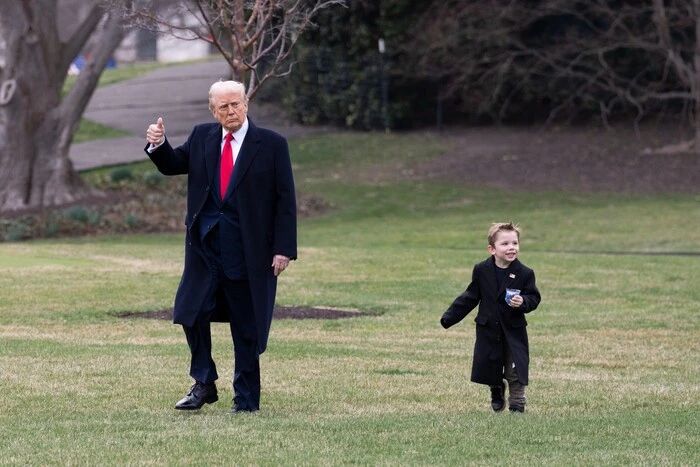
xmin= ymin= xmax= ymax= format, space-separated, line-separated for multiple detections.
xmin=441 ymin=222 xmax=541 ymax=413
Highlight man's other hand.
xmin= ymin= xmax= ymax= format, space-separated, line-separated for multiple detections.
xmin=272 ymin=255 xmax=290 ymax=276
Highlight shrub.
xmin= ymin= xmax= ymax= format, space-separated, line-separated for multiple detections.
xmin=142 ymin=170 xmax=165 ymax=187
xmin=88 ymin=211 xmax=102 ymax=226
xmin=45 ymin=214 xmax=59 ymax=237
xmin=4 ymin=222 xmax=28 ymax=242
xmin=64 ymin=205 xmax=90 ymax=223
xmin=125 ymin=214 xmax=140 ymax=228
xmin=110 ymin=167 xmax=134 ymax=183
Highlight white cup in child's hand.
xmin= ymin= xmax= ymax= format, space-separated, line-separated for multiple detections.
xmin=505 ymin=288 xmax=520 ymax=305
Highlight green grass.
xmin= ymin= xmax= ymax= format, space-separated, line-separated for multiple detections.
xmin=72 ymin=119 xmax=130 ymax=143
xmin=1 ymin=132 xmax=699 ymax=465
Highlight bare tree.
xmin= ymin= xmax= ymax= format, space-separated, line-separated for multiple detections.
xmin=0 ymin=0 xmax=132 ymax=212
xmin=410 ymin=0 xmax=700 ymax=153
xmin=129 ymin=0 xmax=346 ymax=99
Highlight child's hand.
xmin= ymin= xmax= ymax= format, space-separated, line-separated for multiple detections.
xmin=508 ymin=295 xmax=523 ymax=307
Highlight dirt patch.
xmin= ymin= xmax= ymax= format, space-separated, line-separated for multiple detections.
xmin=116 ymin=306 xmax=372 ymax=321
xmin=415 ymin=124 xmax=700 ymax=195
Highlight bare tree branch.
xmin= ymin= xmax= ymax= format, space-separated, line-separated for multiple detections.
xmin=124 ymin=0 xmax=346 ymax=99
xmin=407 ymin=0 xmax=700 ymax=152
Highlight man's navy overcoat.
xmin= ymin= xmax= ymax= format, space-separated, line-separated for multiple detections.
xmin=146 ymin=119 xmax=297 ymax=353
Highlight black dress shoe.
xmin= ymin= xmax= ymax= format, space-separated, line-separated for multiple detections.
xmin=175 ymin=382 xmax=218 ymax=410
xmin=509 ymin=405 xmax=525 ymax=413
xmin=490 ymin=380 xmax=506 ymax=412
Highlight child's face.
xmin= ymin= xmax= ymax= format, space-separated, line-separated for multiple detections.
xmin=488 ymin=230 xmax=519 ymax=267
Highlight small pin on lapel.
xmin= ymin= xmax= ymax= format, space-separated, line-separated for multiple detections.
xmin=509 ymin=273 xmax=516 ymax=279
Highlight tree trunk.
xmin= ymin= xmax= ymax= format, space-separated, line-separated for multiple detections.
xmin=0 ymin=0 xmax=127 ymax=212
xmin=0 ymin=111 xmax=95 ymax=212
xmin=0 ymin=2 xmax=79 ymax=211
xmin=694 ymin=0 xmax=700 ymax=156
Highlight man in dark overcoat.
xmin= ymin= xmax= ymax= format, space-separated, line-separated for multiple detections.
xmin=145 ymin=80 xmax=297 ymax=413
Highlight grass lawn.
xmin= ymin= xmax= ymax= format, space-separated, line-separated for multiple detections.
xmin=0 ymin=131 xmax=698 ymax=465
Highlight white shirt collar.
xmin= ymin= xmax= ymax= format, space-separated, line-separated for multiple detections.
xmin=222 ymin=117 xmax=249 ymax=143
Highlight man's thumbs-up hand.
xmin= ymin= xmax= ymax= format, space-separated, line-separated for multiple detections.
xmin=146 ymin=117 xmax=165 ymax=145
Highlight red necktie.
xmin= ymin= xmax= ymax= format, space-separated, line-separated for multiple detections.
xmin=219 ymin=132 xmax=234 ymax=199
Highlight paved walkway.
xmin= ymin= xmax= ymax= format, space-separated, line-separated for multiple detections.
xmin=70 ymin=59 xmax=323 ymax=171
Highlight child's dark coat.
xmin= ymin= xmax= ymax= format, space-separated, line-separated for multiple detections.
xmin=441 ymin=256 xmax=541 ymax=386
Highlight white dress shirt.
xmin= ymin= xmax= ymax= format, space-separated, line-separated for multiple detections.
xmin=221 ymin=117 xmax=249 ymax=166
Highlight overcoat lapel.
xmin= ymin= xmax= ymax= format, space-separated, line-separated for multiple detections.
xmin=483 ymin=256 xmax=499 ymax=297
xmin=504 ymin=259 xmax=521 ymax=293
xmin=205 ymin=124 xmax=222 ymax=196
xmin=225 ymin=120 xmax=260 ymax=199
xmin=485 ymin=256 xmax=521 ymax=298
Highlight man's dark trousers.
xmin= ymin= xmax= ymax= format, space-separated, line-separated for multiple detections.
xmin=183 ymin=225 xmax=261 ymax=411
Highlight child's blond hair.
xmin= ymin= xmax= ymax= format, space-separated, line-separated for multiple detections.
xmin=487 ymin=222 xmax=521 ymax=247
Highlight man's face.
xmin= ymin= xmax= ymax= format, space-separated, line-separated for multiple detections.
xmin=211 ymin=90 xmax=248 ymax=132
